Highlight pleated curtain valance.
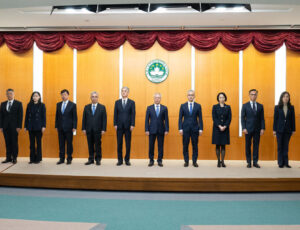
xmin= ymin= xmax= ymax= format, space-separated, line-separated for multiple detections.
xmin=1 ymin=31 xmax=300 ymax=53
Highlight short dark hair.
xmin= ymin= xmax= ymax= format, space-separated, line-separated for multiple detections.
xmin=6 ymin=88 xmax=14 ymax=93
xmin=60 ymin=89 xmax=69 ymax=95
xmin=249 ymin=89 xmax=258 ymax=94
xmin=217 ymin=92 xmax=227 ymax=102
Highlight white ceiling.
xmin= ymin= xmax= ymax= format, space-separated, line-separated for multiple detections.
xmin=1 ymin=0 xmax=300 ymax=31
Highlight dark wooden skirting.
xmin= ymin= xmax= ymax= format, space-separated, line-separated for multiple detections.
xmin=1 ymin=173 xmax=300 ymax=192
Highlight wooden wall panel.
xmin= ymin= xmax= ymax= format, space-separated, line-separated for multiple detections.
xmin=43 ymin=45 xmax=73 ymax=158
xmin=123 ymin=42 xmax=191 ymax=159
xmin=74 ymin=44 xmax=119 ymax=159
xmin=242 ymin=44 xmax=275 ymax=160
xmin=286 ymin=49 xmax=300 ymax=160
xmin=0 ymin=44 xmax=33 ymax=158
xmin=195 ymin=44 xmax=241 ymax=160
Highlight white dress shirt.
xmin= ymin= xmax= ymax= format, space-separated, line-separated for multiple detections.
xmin=6 ymin=99 xmax=14 ymax=111
xmin=61 ymin=100 xmax=69 ymax=113
xmin=250 ymin=101 xmax=257 ymax=111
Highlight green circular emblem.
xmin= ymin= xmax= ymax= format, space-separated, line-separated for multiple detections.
xmin=145 ymin=59 xmax=169 ymax=83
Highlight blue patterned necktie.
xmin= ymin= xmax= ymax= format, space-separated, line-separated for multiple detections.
xmin=92 ymin=105 xmax=96 ymax=115
xmin=62 ymin=102 xmax=66 ymax=114
xmin=189 ymin=103 xmax=193 ymax=115
xmin=156 ymin=105 xmax=159 ymax=117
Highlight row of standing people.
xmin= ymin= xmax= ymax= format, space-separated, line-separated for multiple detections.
xmin=0 ymin=88 xmax=296 ymax=168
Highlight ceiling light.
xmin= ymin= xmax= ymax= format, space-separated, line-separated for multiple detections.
xmin=201 ymin=3 xmax=251 ymax=13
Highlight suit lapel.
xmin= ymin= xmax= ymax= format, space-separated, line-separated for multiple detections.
xmin=248 ymin=102 xmax=256 ymax=115
xmin=186 ymin=103 xmax=190 ymax=115
xmin=9 ymin=100 xmax=17 ymax=112
xmin=94 ymin=103 xmax=100 ymax=116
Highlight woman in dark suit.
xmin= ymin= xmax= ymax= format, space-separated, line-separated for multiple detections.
xmin=24 ymin=91 xmax=46 ymax=164
xmin=212 ymin=92 xmax=232 ymax=167
xmin=273 ymin=91 xmax=295 ymax=168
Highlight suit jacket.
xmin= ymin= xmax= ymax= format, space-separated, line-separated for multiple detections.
xmin=55 ymin=101 xmax=77 ymax=132
xmin=114 ymin=98 xmax=135 ymax=130
xmin=273 ymin=105 xmax=295 ymax=133
xmin=0 ymin=100 xmax=23 ymax=130
xmin=82 ymin=103 xmax=107 ymax=133
xmin=145 ymin=104 xmax=169 ymax=134
xmin=178 ymin=102 xmax=203 ymax=132
xmin=241 ymin=101 xmax=265 ymax=133
xmin=24 ymin=103 xmax=46 ymax=131
xmin=212 ymin=104 xmax=232 ymax=128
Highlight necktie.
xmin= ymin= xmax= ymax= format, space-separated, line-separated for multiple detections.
xmin=189 ymin=103 xmax=193 ymax=115
xmin=92 ymin=105 xmax=96 ymax=115
xmin=252 ymin=102 xmax=256 ymax=114
xmin=62 ymin=102 xmax=66 ymax=114
xmin=156 ymin=105 xmax=159 ymax=117
xmin=122 ymin=100 xmax=126 ymax=109
xmin=8 ymin=102 xmax=12 ymax=112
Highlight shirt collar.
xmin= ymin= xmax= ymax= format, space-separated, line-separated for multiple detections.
xmin=8 ymin=99 xmax=14 ymax=103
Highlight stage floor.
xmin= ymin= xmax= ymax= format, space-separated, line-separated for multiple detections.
xmin=0 ymin=158 xmax=300 ymax=192
xmin=1 ymin=158 xmax=300 ymax=178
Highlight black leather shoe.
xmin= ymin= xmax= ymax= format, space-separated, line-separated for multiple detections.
xmin=247 ymin=164 xmax=251 ymax=168
xmin=279 ymin=165 xmax=284 ymax=168
xmin=96 ymin=160 xmax=101 ymax=166
xmin=56 ymin=160 xmax=64 ymax=165
xmin=221 ymin=161 xmax=226 ymax=168
xmin=285 ymin=165 xmax=292 ymax=168
xmin=66 ymin=160 xmax=72 ymax=165
xmin=2 ymin=159 xmax=12 ymax=164
xmin=158 ymin=162 xmax=163 ymax=167
xmin=125 ymin=161 xmax=131 ymax=166
xmin=253 ymin=163 xmax=261 ymax=168
xmin=184 ymin=162 xmax=189 ymax=167
xmin=217 ymin=161 xmax=221 ymax=168
xmin=12 ymin=159 xmax=17 ymax=164
xmin=85 ymin=160 xmax=94 ymax=165
xmin=193 ymin=162 xmax=199 ymax=167
xmin=116 ymin=162 xmax=123 ymax=166
xmin=148 ymin=161 xmax=154 ymax=167
xmin=29 ymin=161 xmax=34 ymax=164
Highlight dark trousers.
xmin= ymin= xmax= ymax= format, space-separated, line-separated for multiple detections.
xmin=183 ymin=130 xmax=199 ymax=163
xmin=3 ymin=128 xmax=19 ymax=160
xmin=245 ymin=131 xmax=260 ymax=164
xmin=276 ymin=132 xmax=292 ymax=166
xmin=117 ymin=128 xmax=131 ymax=163
xmin=86 ymin=130 xmax=102 ymax=162
xmin=29 ymin=130 xmax=42 ymax=162
xmin=58 ymin=130 xmax=73 ymax=161
xmin=149 ymin=134 xmax=164 ymax=163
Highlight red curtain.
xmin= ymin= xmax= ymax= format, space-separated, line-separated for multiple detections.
xmin=1 ymin=31 xmax=300 ymax=53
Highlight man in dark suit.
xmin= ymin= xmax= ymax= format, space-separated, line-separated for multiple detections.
xmin=0 ymin=89 xmax=23 ymax=164
xmin=241 ymin=89 xmax=265 ymax=168
xmin=55 ymin=89 xmax=77 ymax=165
xmin=145 ymin=93 xmax=169 ymax=167
xmin=178 ymin=90 xmax=203 ymax=167
xmin=82 ymin=91 xmax=107 ymax=166
xmin=114 ymin=86 xmax=135 ymax=166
